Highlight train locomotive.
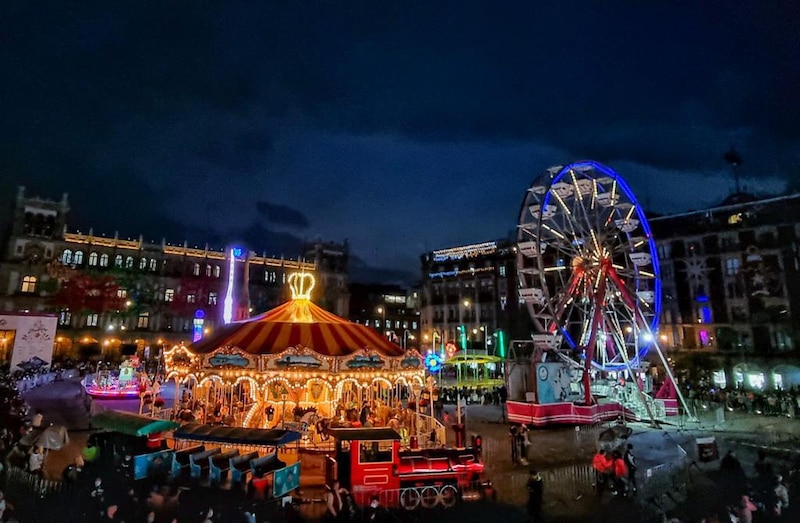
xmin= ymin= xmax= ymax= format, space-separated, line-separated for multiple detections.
xmin=325 ymin=428 xmax=494 ymax=511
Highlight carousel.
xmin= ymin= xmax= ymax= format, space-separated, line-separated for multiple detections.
xmin=164 ymin=273 xmax=426 ymax=432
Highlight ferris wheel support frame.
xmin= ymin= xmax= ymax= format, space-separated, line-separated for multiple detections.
xmin=605 ymin=265 xmax=696 ymax=421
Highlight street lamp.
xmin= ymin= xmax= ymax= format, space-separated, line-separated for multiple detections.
xmin=377 ymin=306 xmax=386 ymax=332
xmin=403 ymin=330 xmax=415 ymax=350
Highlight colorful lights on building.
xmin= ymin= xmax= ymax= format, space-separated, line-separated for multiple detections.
xmin=223 ymin=248 xmax=238 ymax=324
xmin=432 ymin=241 xmax=497 ymax=262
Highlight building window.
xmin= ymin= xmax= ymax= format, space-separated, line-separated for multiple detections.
xmin=187 ymin=293 xmax=196 ymax=304
xmin=61 ymin=249 xmax=73 ymax=264
xmin=117 ymin=288 xmax=128 ymax=298
xmin=86 ymin=313 xmax=98 ymax=327
xmin=213 ymin=265 xmax=221 ymax=278
xmin=59 ymin=310 xmax=71 ymax=326
xmin=139 ymin=258 xmax=148 ymax=270
xmin=205 ymin=264 xmax=212 ymax=277
xmin=725 ymin=257 xmax=741 ymax=276
xmin=149 ymin=259 xmax=157 ymax=271
xmin=499 ymin=266 xmax=506 ymax=277
xmin=21 ymin=275 xmax=37 ymax=293
xmin=115 ymin=255 xmax=123 ymax=268
xmin=164 ymin=289 xmax=175 ymax=302
xmin=137 ymin=312 xmax=150 ymax=329
xmin=193 ymin=263 xmax=200 ymax=276
xmin=88 ymin=252 xmax=98 ymax=266
xmin=125 ymin=256 xmax=134 ymax=269
xmin=73 ymin=251 xmax=84 ymax=265
xmin=100 ymin=253 xmax=109 ymax=267
xmin=208 ymin=292 xmax=218 ymax=305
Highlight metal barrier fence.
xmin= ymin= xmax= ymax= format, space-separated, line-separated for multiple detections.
xmin=640 ymin=445 xmax=692 ymax=517
xmin=6 ymin=465 xmax=75 ymax=498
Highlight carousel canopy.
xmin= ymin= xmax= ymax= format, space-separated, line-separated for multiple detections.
xmin=91 ymin=410 xmax=180 ymax=437
xmin=173 ymin=423 xmax=302 ymax=447
xmin=189 ymin=297 xmax=404 ymax=357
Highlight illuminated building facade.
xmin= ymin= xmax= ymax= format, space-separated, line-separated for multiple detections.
xmin=419 ymin=239 xmax=529 ymax=358
xmin=650 ymin=192 xmax=800 ymax=390
xmin=0 ymin=187 xmax=349 ymax=360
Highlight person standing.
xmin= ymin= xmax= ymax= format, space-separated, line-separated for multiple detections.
xmin=526 ymin=469 xmax=544 ymax=522
xmin=28 ymin=446 xmax=44 ymax=475
xmin=624 ymin=443 xmax=637 ymax=494
xmin=509 ymin=425 xmax=519 ymax=463
xmin=517 ymin=424 xmax=530 ymax=465
xmin=611 ymin=451 xmax=628 ymax=496
xmin=325 ymin=480 xmax=343 ymax=522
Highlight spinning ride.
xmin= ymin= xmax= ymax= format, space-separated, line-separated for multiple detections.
xmin=164 ymin=273 xmax=426 ymax=430
xmin=516 ymin=161 xmax=689 ymax=419
xmin=84 ymin=356 xmax=148 ymax=398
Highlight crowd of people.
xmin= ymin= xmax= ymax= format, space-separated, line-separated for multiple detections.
xmin=682 ymin=375 xmax=800 ymax=419
xmin=661 ymin=450 xmax=794 ymax=523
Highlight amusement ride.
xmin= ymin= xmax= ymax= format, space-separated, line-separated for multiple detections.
xmin=513 ymin=160 xmax=692 ymax=425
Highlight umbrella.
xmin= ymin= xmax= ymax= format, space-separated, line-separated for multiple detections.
xmin=34 ymin=424 xmax=70 ymax=450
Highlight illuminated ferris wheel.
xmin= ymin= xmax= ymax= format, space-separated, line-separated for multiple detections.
xmin=516 ymin=161 xmax=661 ymax=372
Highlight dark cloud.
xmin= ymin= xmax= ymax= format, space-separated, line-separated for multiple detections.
xmin=230 ymin=220 xmax=305 ymax=260
xmin=1 ymin=1 xmax=798 ymax=277
xmin=255 ymin=201 xmax=310 ymax=229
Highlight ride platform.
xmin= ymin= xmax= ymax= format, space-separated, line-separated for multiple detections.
xmin=506 ymin=398 xmax=679 ymax=427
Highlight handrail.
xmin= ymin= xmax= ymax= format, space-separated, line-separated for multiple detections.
xmin=415 ymin=412 xmax=447 ymax=447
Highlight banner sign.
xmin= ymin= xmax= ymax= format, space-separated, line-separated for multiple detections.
xmin=2 ymin=314 xmax=58 ymax=370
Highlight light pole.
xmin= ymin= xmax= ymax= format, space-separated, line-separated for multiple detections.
xmin=377 ymin=306 xmax=386 ymax=332
xmin=403 ymin=330 xmax=415 ymax=350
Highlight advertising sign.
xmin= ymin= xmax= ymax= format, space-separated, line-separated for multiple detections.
xmin=273 ymin=462 xmax=300 ymax=498
xmin=2 ymin=314 xmax=57 ymax=370
xmin=535 ymin=362 xmax=578 ymax=404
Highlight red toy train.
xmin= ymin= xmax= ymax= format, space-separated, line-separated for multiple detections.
xmin=325 ymin=428 xmax=494 ymax=511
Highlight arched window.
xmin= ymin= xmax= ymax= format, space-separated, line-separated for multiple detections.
xmin=100 ymin=253 xmax=109 ymax=267
xmin=205 ymin=264 xmax=212 ymax=277
xmin=193 ymin=263 xmax=200 ymax=276
xmin=88 ymin=252 xmax=99 ymax=266
xmin=21 ymin=275 xmax=37 ymax=293
xmin=213 ymin=265 xmax=221 ymax=278
xmin=114 ymin=254 xmax=123 ymax=268
xmin=149 ymin=259 xmax=157 ymax=271
xmin=125 ymin=256 xmax=134 ymax=269
xmin=73 ymin=251 xmax=84 ymax=265
xmin=61 ymin=250 xmax=73 ymax=264
xmin=139 ymin=258 xmax=148 ymax=270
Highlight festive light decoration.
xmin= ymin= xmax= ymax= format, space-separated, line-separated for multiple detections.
xmin=223 ymin=248 xmax=238 ymax=324
xmin=425 ymin=352 xmax=444 ymax=373
xmin=288 ymin=272 xmax=315 ymax=300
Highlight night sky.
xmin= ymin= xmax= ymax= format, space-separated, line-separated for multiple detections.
xmin=2 ymin=2 xmax=798 ymax=284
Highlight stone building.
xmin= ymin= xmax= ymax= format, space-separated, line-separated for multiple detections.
xmin=418 ymin=239 xmax=529 ymax=357
xmin=0 ymin=187 xmax=349 ymax=360
xmin=650 ymin=192 xmax=800 ymax=390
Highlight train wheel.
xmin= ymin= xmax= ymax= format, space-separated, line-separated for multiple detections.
xmin=400 ymin=488 xmax=421 ymax=511
xmin=420 ymin=486 xmax=439 ymax=509
xmin=440 ymin=485 xmax=458 ymax=508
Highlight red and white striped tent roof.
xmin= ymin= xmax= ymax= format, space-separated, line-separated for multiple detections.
xmin=189 ymin=299 xmax=403 ymax=358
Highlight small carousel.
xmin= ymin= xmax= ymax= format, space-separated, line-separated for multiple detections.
xmin=164 ymin=273 xmax=426 ymax=432
xmin=84 ymin=355 xmax=149 ymax=398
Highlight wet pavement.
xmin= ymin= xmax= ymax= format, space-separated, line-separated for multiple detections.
xmin=19 ymin=380 xmax=800 ymax=522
